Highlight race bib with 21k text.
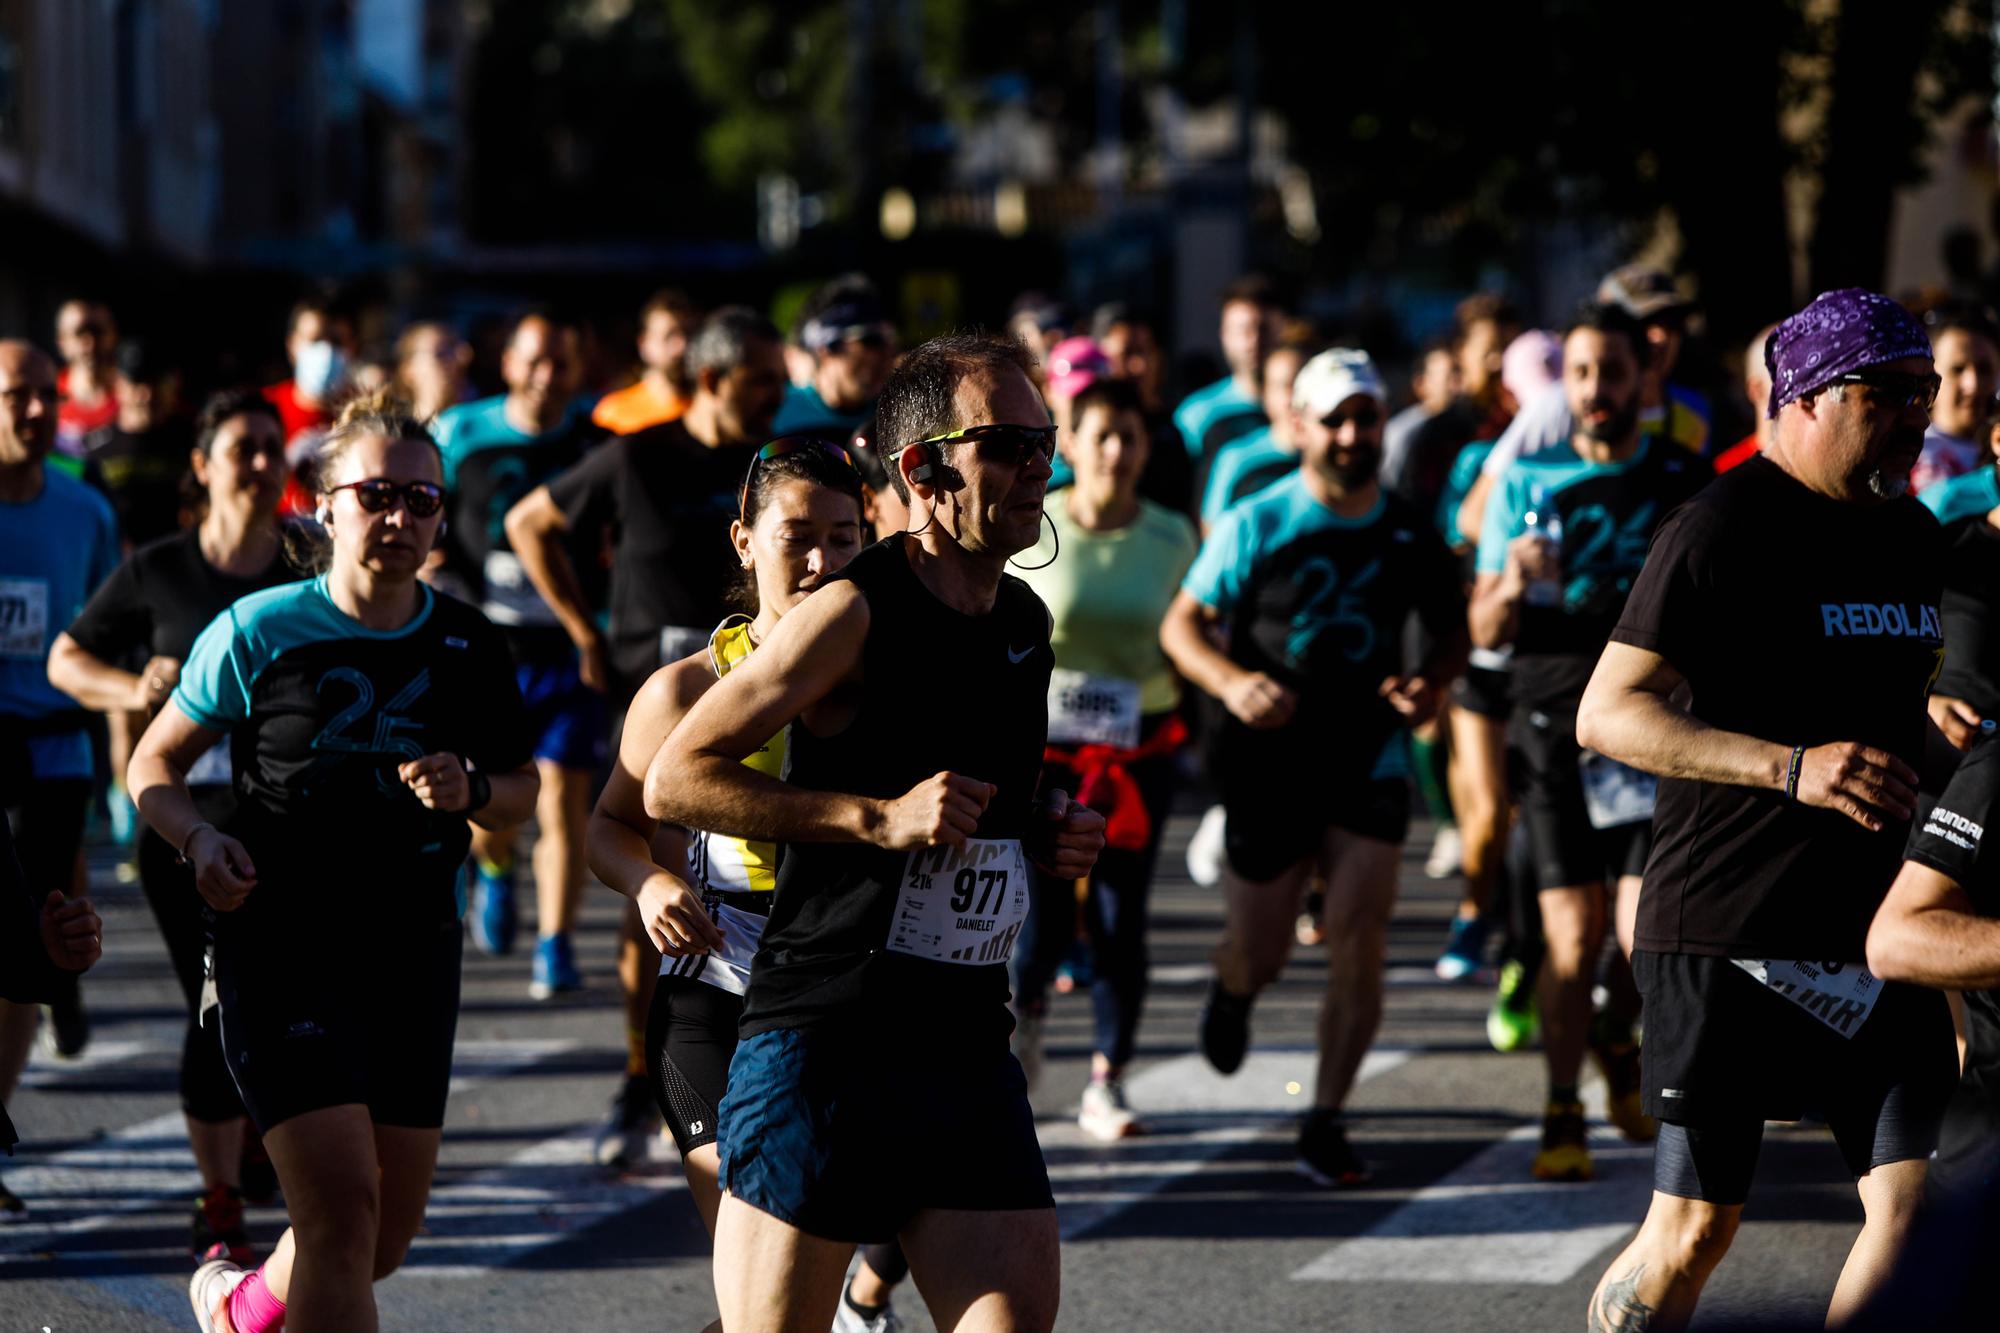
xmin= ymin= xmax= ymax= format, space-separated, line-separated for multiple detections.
xmin=886 ymin=838 xmax=1030 ymax=966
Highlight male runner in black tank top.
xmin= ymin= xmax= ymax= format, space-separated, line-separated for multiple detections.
xmin=644 ymin=333 xmax=1104 ymax=1333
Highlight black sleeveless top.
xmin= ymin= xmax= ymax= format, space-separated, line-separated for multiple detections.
xmin=738 ymin=536 xmax=1054 ymax=1045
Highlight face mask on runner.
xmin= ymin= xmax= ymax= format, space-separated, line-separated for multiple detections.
xmin=295 ymin=341 xmax=349 ymax=401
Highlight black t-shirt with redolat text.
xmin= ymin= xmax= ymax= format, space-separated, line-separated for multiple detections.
xmin=1610 ymin=456 xmax=1944 ymax=960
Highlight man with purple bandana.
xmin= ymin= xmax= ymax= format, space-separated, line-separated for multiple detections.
xmin=1570 ymin=289 xmax=1953 ymax=1330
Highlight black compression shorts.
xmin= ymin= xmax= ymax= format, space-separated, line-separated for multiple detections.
xmin=646 ymin=975 xmax=741 ymax=1154
xmin=214 ymin=916 xmax=462 ymax=1133
xmin=1635 ymin=950 xmax=1955 ymax=1202
xmin=1219 ymin=775 xmax=1410 ymax=882
xmin=1511 ymin=704 xmax=1650 ymax=888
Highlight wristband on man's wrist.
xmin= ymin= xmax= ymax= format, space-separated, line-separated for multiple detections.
xmin=1783 ymin=745 xmax=1807 ymax=800
xmin=462 ymin=759 xmax=493 ymax=814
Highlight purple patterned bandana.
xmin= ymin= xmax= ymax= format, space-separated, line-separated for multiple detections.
xmin=1765 ymin=287 xmax=1932 ymax=417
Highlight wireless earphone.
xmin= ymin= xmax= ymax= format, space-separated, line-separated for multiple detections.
xmin=314 ymin=504 xmax=332 ymax=527
xmin=907 ymin=443 xmax=963 ymax=492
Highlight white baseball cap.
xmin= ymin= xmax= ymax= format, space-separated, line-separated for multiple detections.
xmin=1292 ymin=348 xmax=1387 ymax=419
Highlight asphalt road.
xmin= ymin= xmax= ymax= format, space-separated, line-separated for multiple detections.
xmin=3 ymin=808 xmax=1875 ymax=1331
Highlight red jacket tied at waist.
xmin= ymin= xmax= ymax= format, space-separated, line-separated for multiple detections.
xmin=1043 ymin=714 xmax=1188 ymax=852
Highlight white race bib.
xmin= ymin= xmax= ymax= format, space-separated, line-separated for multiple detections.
xmin=886 ymin=838 xmax=1030 ymax=966
xmin=1047 ymin=669 xmax=1141 ymax=749
xmin=481 ymin=551 xmax=560 ymax=628
xmin=659 ymin=625 xmax=709 ymax=667
xmin=186 ymin=739 xmax=233 ymax=787
xmin=0 ymin=578 xmax=50 ymax=659
xmin=1579 ymin=749 xmax=1657 ymax=830
xmin=1729 ymin=959 xmax=1883 ymax=1039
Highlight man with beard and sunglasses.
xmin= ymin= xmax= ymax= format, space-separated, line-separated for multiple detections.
xmin=1573 ymin=289 xmax=1950 ymax=1331
xmin=1161 ymin=349 xmax=1467 ymax=1187
xmin=1470 ymin=304 xmax=1712 ymax=1186
xmin=641 ymin=333 xmax=1103 ymax=1333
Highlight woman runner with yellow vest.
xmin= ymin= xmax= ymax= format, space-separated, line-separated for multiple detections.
xmin=585 ymin=435 xmax=911 ymax=1331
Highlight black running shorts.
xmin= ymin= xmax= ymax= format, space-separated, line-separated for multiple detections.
xmin=214 ymin=916 xmax=462 ymax=1133
xmin=1511 ymin=704 xmax=1650 ymax=888
xmin=1450 ymin=664 xmax=1512 ymax=721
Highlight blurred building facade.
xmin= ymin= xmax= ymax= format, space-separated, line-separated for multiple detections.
xmin=0 ymin=0 xmax=464 ymax=338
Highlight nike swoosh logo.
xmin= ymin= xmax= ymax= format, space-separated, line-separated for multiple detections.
xmin=1007 ymin=645 xmax=1034 ymax=664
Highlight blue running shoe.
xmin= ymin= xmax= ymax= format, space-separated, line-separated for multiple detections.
xmin=1434 ymin=914 xmax=1492 ymax=982
xmin=530 ymin=933 xmax=583 ymax=1000
xmin=469 ymin=860 xmax=518 ymax=956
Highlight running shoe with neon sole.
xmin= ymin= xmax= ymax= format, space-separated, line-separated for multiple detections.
xmin=190 ymin=1185 xmax=252 ymax=1266
xmin=1435 ymin=914 xmax=1491 ymax=982
xmin=1296 ymin=1110 xmax=1370 ymax=1187
xmin=1486 ymin=959 xmax=1539 ymax=1053
xmin=1079 ymin=1077 xmax=1143 ymax=1142
xmin=190 ymin=1256 xmax=249 ymax=1333
xmin=833 ymin=1294 xmax=907 ymax=1333
xmin=1198 ymin=981 xmax=1253 ymax=1076
xmin=1531 ymin=1101 xmax=1594 ymax=1182
xmin=529 ymin=933 xmax=583 ymax=1000
xmin=468 ymin=860 xmax=518 ymax=956
xmin=592 ymin=1073 xmax=661 ymax=1169
xmin=1592 ymin=1040 xmax=1658 ymax=1143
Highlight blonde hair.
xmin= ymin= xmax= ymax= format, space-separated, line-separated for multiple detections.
xmin=314 ymin=387 xmax=439 ymax=498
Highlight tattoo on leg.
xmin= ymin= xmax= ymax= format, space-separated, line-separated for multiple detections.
xmin=1590 ymin=1264 xmax=1655 ymax=1333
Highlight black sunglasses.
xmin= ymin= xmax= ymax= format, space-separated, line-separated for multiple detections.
xmin=739 ymin=435 xmax=860 ymax=524
xmin=1827 ymin=371 xmax=1941 ymax=412
xmin=905 ymin=422 xmax=1059 ymax=468
xmin=330 ymin=478 xmax=445 ymax=518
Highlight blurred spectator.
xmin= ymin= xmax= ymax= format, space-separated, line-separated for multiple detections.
xmin=1713 ymin=323 xmax=1781 ymax=473
xmin=1172 ymin=275 xmax=1286 ymax=464
xmin=593 ymin=290 xmax=699 ymax=435
xmin=1009 ymin=291 xmax=1074 ymax=390
xmin=263 ymin=298 xmax=355 ymax=445
xmin=1092 ymin=303 xmax=1165 ymax=415
xmin=394 ymin=322 xmax=473 ymax=424
xmin=773 ymin=276 xmax=898 ymax=437
xmin=1381 ymin=335 xmax=1461 ymax=485
xmin=1043 ymin=335 xmax=1111 ymax=493
xmin=87 ymin=341 xmax=193 ymax=547
xmin=1384 ymin=293 xmax=1521 ymax=515
xmin=1913 ymin=307 xmax=2000 ymax=494
xmin=1200 ymin=337 xmax=1317 ymax=531
xmin=54 ymin=300 xmax=121 ymax=462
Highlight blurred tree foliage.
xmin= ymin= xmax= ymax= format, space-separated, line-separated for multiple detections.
xmin=466 ymin=0 xmax=1993 ymax=339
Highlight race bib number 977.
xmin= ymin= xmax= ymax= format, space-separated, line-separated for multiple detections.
xmin=886 ymin=838 xmax=1030 ymax=966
